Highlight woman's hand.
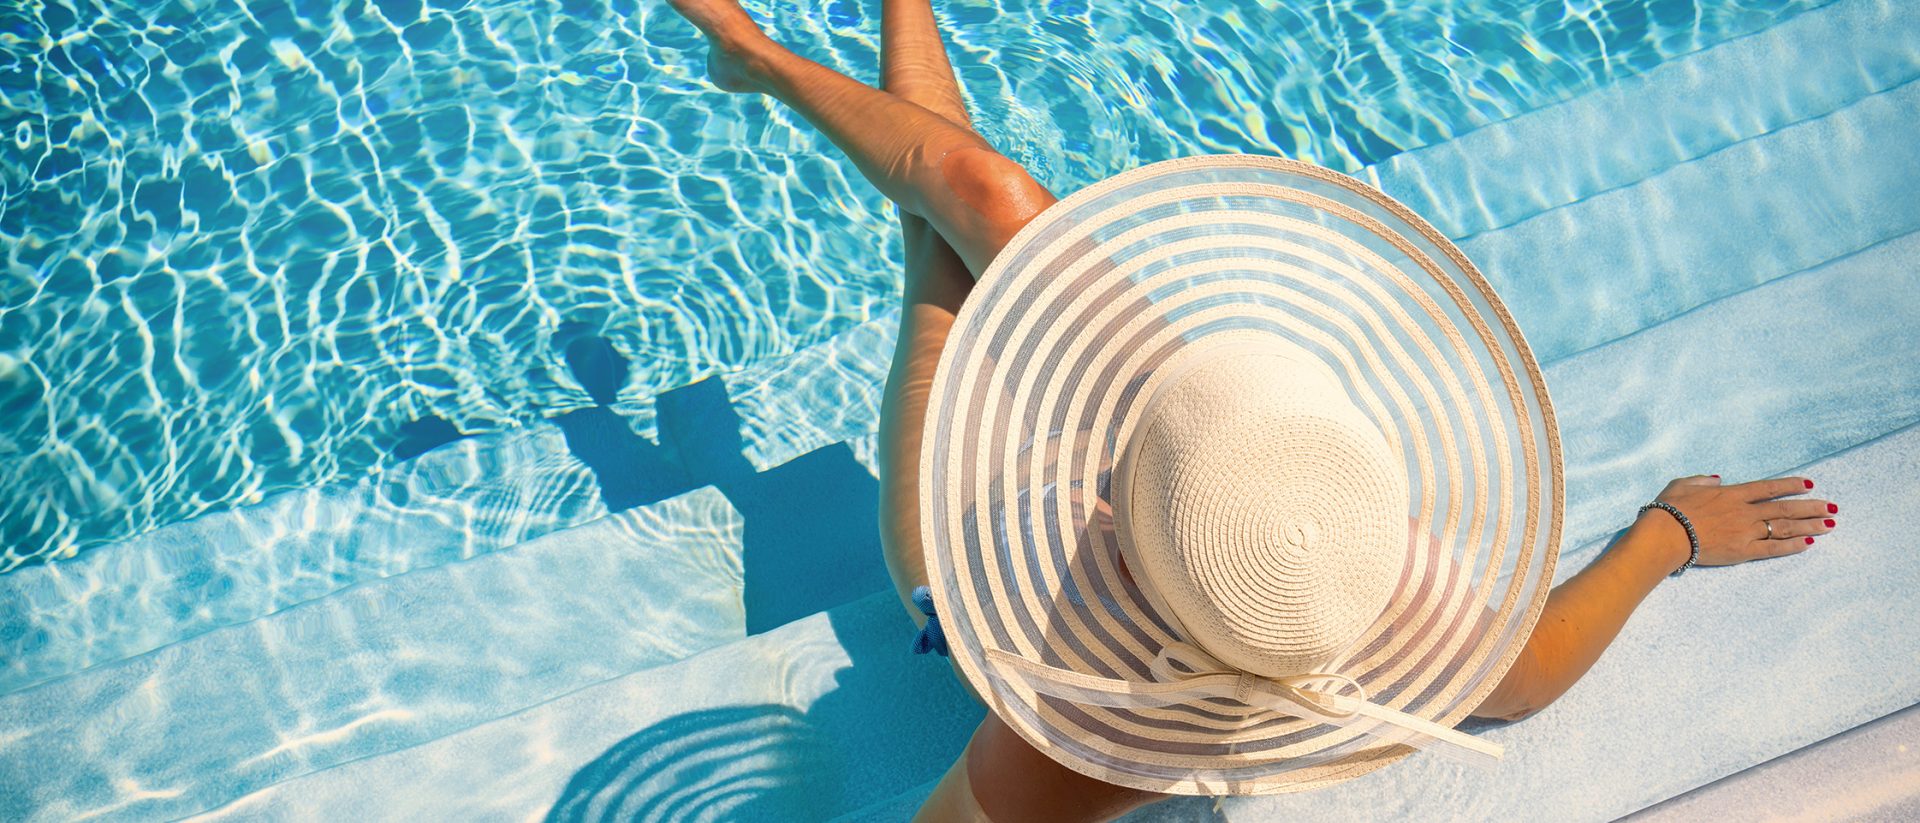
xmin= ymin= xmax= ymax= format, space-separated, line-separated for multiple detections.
xmin=1641 ymin=475 xmax=1837 ymax=568
xmin=1475 ymin=473 xmax=1839 ymax=721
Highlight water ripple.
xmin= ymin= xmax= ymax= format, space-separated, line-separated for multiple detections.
xmin=0 ymin=0 xmax=1823 ymax=569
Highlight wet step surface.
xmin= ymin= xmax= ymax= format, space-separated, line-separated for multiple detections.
xmin=186 ymin=590 xmax=986 ymax=823
xmin=0 ymin=488 xmax=743 ymax=823
xmin=1367 ymin=0 xmax=1920 ymax=243
xmin=1625 ymin=701 xmax=1920 ymax=822
xmin=0 ymin=425 xmax=606 ymax=695
xmin=183 ymin=420 xmax=1920 ymax=822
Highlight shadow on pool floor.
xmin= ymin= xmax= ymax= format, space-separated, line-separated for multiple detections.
xmin=546 ymin=329 xmax=892 ymax=635
xmin=541 ymin=599 xmax=989 ymax=822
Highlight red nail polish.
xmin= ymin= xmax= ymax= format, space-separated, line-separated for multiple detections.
xmin=1710 ymin=474 xmax=1720 ymax=478
xmin=1825 ymin=519 xmax=1836 ymax=528
xmin=1804 ymin=480 xmax=1814 ymax=489
xmin=1828 ymin=503 xmax=1839 ymax=514
xmin=1805 ymin=536 xmax=1815 ymax=545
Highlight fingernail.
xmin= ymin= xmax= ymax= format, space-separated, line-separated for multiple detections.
xmin=1828 ymin=503 xmax=1839 ymax=514
xmin=1805 ymin=536 xmax=1815 ymax=545
xmin=1825 ymin=519 xmax=1836 ymax=528
xmin=1804 ymin=480 xmax=1815 ymax=489
xmin=1710 ymin=474 xmax=1720 ymax=478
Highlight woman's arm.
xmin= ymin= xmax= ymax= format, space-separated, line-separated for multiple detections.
xmin=1473 ymin=474 xmax=1836 ymax=720
xmin=1470 ymin=509 xmax=1685 ymax=720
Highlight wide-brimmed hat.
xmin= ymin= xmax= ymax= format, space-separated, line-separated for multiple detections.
xmin=918 ymin=155 xmax=1562 ymax=795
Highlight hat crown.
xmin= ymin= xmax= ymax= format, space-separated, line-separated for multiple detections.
xmin=1121 ymin=345 xmax=1409 ymax=679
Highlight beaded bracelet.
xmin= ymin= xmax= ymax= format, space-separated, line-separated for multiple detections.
xmin=1638 ymin=501 xmax=1699 ymax=576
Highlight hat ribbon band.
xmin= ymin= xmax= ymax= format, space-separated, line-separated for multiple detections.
xmin=983 ymin=642 xmax=1502 ymax=766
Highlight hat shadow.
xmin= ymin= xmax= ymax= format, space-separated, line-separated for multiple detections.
xmin=544 ymin=705 xmax=839 ymax=822
xmin=539 ymin=597 xmax=986 ymax=822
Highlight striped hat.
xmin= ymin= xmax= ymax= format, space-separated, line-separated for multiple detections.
xmin=918 ymin=155 xmax=1562 ymax=795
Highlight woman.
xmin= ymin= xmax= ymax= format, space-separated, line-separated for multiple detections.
xmin=660 ymin=1 xmax=1837 ymax=819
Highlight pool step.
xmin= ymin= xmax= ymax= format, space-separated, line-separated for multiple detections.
xmin=1625 ymin=701 xmax=1920 ymax=821
xmin=1367 ymin=0 xmax=1920 ymax=363
xmin=1548 ymin=227 xmax=1920 ymax=566
xmin=0 ymin=304 xmax=905 ymax=706
xmin=156 ymin=212 xmax=1920 ymax=821
xmin=0 ymin=424 xmax=608 ymax=696
xmin=1460 ymin=77 xmax=1919 ymax=363
xmin=0 ymin=487 xmax=744 ymax=823
xmin=185 ymin=589 xmax=987 ymax=822
xmin=169 ymin=418 xmax=1920 ymax=822
xmin=1368 ymin=0 xmax=1920 ymax=243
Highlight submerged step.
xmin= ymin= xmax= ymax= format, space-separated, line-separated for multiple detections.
xmin=0 ymin=488 xmax=743 ymax=823
xmin=1450 ymin=76 xmax=1920 ymax=362
xmin=0 ymin=424 xmax=607 ymax=695
xmin=1626 ymin=701 xmax=1920 ymax=821
xmin=1368 ymin=0 xmax=1920 ymax=242
xmin=1544 ymin=228 xmax=1920 ymax=565
xmin=187 ymin=590 xmax=986 ymax=823
xmin=183 ymin=423 xmax=1920 ymax=823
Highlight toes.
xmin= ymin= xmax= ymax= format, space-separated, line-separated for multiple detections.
xmin=1731 ymin=476 xmax=1814 ymax=502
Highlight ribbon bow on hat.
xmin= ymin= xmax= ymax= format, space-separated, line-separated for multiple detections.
xmin=985 ymin=642 xmax=1502 ymax=766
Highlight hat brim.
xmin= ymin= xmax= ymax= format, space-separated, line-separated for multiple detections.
xmin=919 ymin=155 xmax=1562 ymax=795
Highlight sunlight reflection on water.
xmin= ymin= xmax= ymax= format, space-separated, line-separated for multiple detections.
xmin=0 ymin=0 xmax=1824 ymax=569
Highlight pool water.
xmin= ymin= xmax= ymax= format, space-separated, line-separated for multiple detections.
xmin=5 ymin=0 xmax=1920 ymax=819
xmin=0 ymin=0 xmax=1826 ymax=571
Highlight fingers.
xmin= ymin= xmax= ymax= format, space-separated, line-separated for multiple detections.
xmin=1750 ymin=536 xmax=1817 ymax=560
xmin=1755 ymin=498 xmax=1835 ymax=520
xmin=1726 ymin=476 xmax=1815 ymax=502
xmin=1757 ymin=516 xmax=1833 ymax=539
xmin=1673 ymin=474 xmax=1722 ymax=487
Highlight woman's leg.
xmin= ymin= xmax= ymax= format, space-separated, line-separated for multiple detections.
xmin=864 ymin=7 xmax=1170 ymax=821
xmin=664 ymin=0 xmax=1056 ymax=275
xmin=879 ymin=0 xmax=971 ymax=129
xmin=873 ymin=0 xmax=977 ymax=626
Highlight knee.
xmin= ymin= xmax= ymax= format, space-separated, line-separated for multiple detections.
xmin=939 ymin=146 xmax=1053 ymax=229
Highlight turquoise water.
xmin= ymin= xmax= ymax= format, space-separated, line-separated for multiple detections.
xmin=0 ymin=0 xmax=1824 ymax=570
xmin=2 ymin=0 xmax=1917 ymax=819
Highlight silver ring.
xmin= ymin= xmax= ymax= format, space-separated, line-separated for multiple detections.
xmin=1763 ymin=519 xmax=1774 ymax=539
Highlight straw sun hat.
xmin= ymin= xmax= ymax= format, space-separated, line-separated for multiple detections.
xmin=918 ymin=155 xmax=1563 ymax=795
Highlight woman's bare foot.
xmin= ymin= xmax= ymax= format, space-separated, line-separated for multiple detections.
xmin=663 ymin=0 xmax=774 ymax=93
